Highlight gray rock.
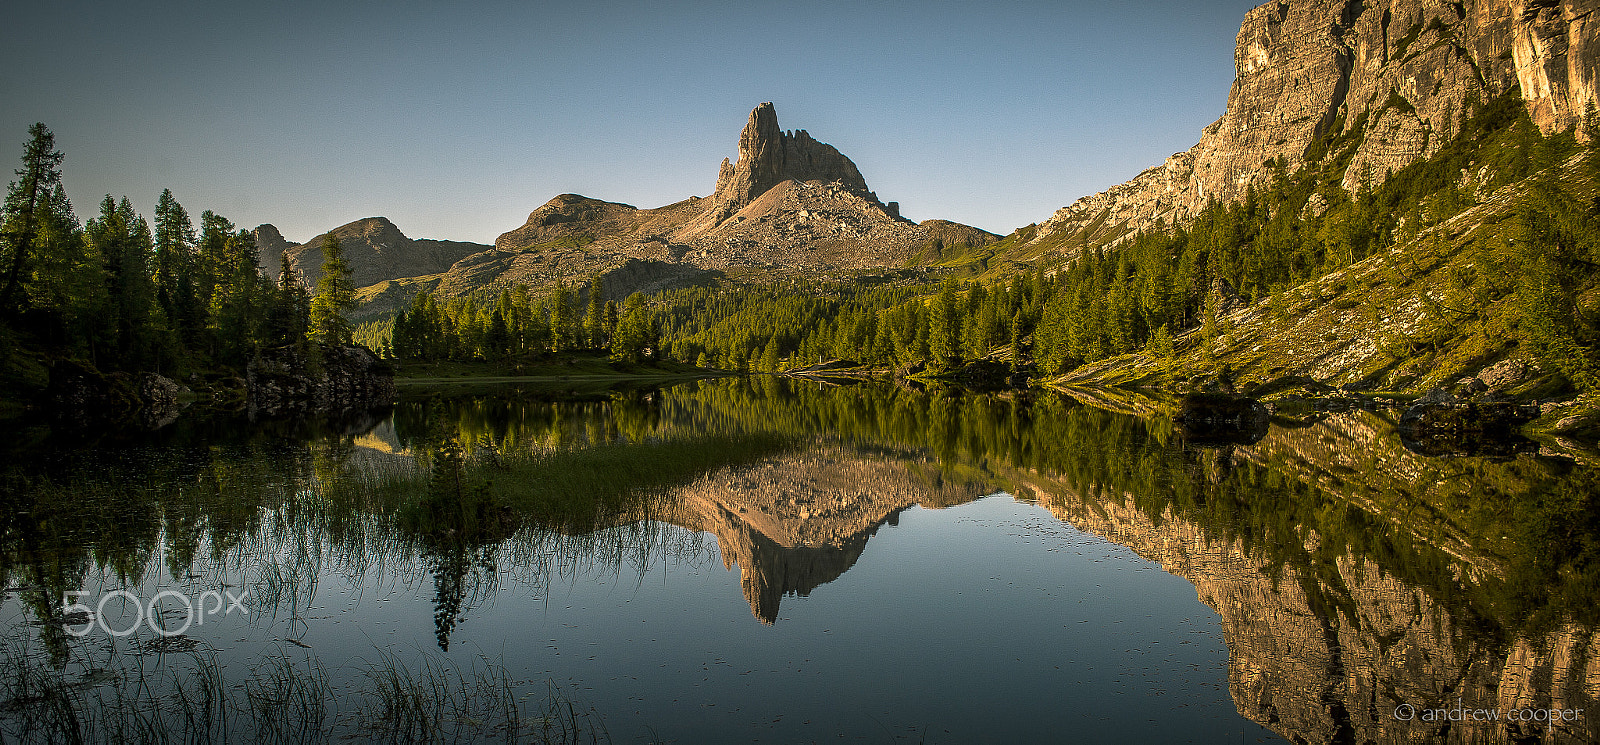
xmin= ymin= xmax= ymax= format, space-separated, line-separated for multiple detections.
xmin=1415 ymin=387 xmax=1457 ymax=406
xmin=1477 ymin=359 xmax=1535 ymax=391
xmin=1455 ymin=377 xmax=1489 ymax=396
xmin=708 ymin=103 xmax=873 ymax=220
xmin=43 ymin=361 xmax=184 ymax=428
xmin=247 ymin=344 xmax=395 ymax=419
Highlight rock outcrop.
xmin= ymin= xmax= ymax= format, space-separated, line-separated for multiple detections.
xmin=246 ymin=344 xmax=395 ymax=420
xmin=43 ymin=360 xmax=185 ymax=428
xmin=254 ymin=224 xmax=295 ymax=277
xmin=693 ymin=102 xmax=875 ymax=227
xmin=1515 ymin=0 xmax=1600 ymax=137
xmin=1031 ymin=0 xmax=1600 ymax=254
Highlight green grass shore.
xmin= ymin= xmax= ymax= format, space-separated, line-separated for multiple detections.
xmin=393 ymin=353 xmax=735 ymax=386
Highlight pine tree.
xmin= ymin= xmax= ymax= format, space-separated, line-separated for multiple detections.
xmin=84 ymin=196 xmax=158 ymax=368
xmin=485 ymin=308 xmax=511 ymax=361
xmin=210 ymin=229 xmax=265 ymax=363
xmin=196 ymin=210 xmax=234 ymax=308
xmin=153 ymin=189 xmax=195 ymax=322
xmin=309 ymin=234 xmax=356 ymax=346
xmin=929 ymin=279 xmax=963 ymax=370
xmin=266 ymin=250 xmax=310 ymax=348
xmin=550 ymin=282 xmax=574 ymax=351
xmin=0 ymin=123 xmax=67 ymax=320
xmin=760 ymin=335 xmax=781 ymax=372
xmin=611 ymin=292 xmax=651 ymax=363
xmin=9 ymin=182 xmax=88 ymax=345
xmin=584 ymin=274 xmax=605 ymax=349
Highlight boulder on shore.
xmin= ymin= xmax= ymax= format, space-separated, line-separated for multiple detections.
xmin=1176 ymin=391 xmax=1270 ymax=445
xmin=1397 ymin=390 xmax=1540 ymax=457
xmin=247 ymin=344 xmax=394 ymax=419
xmin=44 ymin=360 xmax=185 ymax=428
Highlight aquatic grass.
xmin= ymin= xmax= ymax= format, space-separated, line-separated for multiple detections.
xmin=359 ymin=649 xmax=609 ymax=744
xmin=1 ymin=634 xmax=613 ymax=744
xmin=243 ymin=651 xmax=332 ymax=744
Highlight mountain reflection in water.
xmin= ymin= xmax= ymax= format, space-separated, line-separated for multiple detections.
xmin=2 ymin=377 xmax=1598 ymax=743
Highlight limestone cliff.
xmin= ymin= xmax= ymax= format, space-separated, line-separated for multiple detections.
xmin=1031 ymin=0 xmax=1600 ymax=253
xmin=254 ymin=224 xmax=295 ymax=278
xmin=679 ymin=102 xmax=878 ymax=233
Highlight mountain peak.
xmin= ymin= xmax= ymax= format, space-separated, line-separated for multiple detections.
xmin=705 ymin=102 xmax=873 ymax=226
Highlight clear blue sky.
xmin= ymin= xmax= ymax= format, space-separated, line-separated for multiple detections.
xmin=1 ymin=0 xmax=1264 ymax=245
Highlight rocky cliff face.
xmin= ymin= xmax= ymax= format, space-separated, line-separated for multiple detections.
xmin=1516 ymin=0 xmax=1600 ymax=136
xmin=246 ymin=344 xmax=395 ymax=420
xmin=1032 ymin=0 xmax=1599 ymax=253
xmin=255 ymin=224 xmax=295 ymax=278
xmin=690 ymin=102 xmax=876 ymax=228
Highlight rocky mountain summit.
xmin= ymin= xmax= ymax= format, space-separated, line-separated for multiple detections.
xmin=1029 ymin=0 xmax=1600 ymax=252
xmin=256 ymin=217 xmax=489 ymax=289
xmin=674 ymin=102 xmax=887 ymax=236
xmin=407 ymin=103 xmax=997 ymax=306
xmin=314 ymin=102 xmax=997 ymax=319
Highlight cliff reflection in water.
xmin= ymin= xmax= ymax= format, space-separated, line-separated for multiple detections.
xmin=5 ymin=378 xmax=1600 ymax=742
xmin=637 ymin=381 xmax=1600 ymax=743
xmin=669 ymin=445 xmax=979 ymax=624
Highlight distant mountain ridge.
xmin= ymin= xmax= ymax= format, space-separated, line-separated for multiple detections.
xmin=260 ymin=102 xmax=997 ymax=322
xmin=254 ymin=217 xmax=489 ymax=290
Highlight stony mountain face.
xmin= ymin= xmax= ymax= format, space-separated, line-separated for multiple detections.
xmin=674 ymin=102 xmax=884 ymax=236
xmin=254 ymin=224 xmax=294 ymax=277
xmin=392 ymin=103 xmax=997 ymax=314
xmin=1031 ymin=0 xmax=1600 ymax=252
xmin=1053 ymin=152 xmax=1589 ymax=399
xmin=255 ymin=217 xmax=489 ymax=290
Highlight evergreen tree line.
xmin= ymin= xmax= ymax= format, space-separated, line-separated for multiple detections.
xmin=649 ymin=276 xmax=1049 ymax=372
xmin=632 ymin=88 xmax=1600 ymax=383
xmin=0 ymin=123 xmax=357 ymax=385
xmin=389 ymin=274 xmax=659 ymax=364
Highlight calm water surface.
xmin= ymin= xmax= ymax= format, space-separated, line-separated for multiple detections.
xmin=2 ymin=378 xmax=1596 ymax=743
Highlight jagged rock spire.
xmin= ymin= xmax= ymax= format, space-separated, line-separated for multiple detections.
xmin=707 ymin=102 xmax=873 ymax=222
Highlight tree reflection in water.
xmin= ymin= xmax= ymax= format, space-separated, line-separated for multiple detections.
xmin=2 ymin=378 xmax=1599 ymax=742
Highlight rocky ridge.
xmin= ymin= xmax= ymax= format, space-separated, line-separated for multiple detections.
xmin=256 ymin=217 xmax=489 ymax=290
xmin=1049 ymin=151 xmax=1593 ymax=411
xmin=281 ymin=103 xmax=996 ymax=321
xmin=1028 ymin=0 xmax=1600 ymax=254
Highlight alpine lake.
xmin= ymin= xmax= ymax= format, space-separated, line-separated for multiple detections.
xmin=3 ymin=376 xmax=1598 ymax=744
